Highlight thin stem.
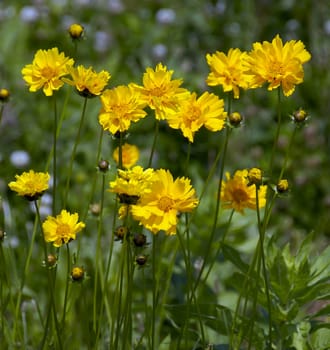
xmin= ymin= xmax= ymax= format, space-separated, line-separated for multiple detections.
xmin=64 ymin=97 xmax=88 ymax=207
xmin=61 ymin=244 xmax=71 ymax=328
xmin=148 ymin=119 xmax=159 ymax=168
xmin=52 ymin=95 xmax=58 ymax=214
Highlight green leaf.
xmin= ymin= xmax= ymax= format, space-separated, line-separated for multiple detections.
xmin=222 ymin=244 xmax=250 ymax=274
xmin=310 ymin=327 xmax=330 ymax=349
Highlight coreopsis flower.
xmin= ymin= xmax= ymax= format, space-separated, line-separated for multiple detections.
xmin=42 ymin=209 xmax=85 ymax=247
xmin=221 ymin=169 xmax=267 ymax=214
xmin=245 ymin=34 xmax=311 ymax=96
xmin=99 ymin=85 xmax=147 ymax=134
xmin=68 ymin=23 xmax=84 ymax=40
xmin=63 ymin=65 xmax=111 ymax=98
xmin=109 ymin=166 xmax=155 ymax=204
xmin=130 ymin=63 xmax=189 ymax=120
xmin=8 ymin=170 xmax=50 ymax=201
xmin=166 ymin=91 xmax=227 ymax=142
xmin=206 ymin=48 xmax=251 ymax=99
xmin=113 ymin=143 xmax=139 ymax=169
xmin=21 ymin=48 xmax=74 ymax=96
xmin=130 ymin=169 xmax=198 ymax=235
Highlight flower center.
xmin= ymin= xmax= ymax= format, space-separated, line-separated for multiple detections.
xmin=187 ymin=105 xmax=201 ymax=121
xmin=158 ymin=196 xmax=175 ymax=212
xmin=41 ymin=66 xmax=57 ymax=79
xmin=56 ymin=223 xmax=71 ymax=237
xmin=231 ymin=188 xmax=249 ymax=203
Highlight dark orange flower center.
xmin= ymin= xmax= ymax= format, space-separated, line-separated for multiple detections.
xmin=158 ymin=196 xmax=175 ymax=212
xmin=41 ymin=67 xmax=56 ymax=79
xmin=231 ymin=188 xmax=249 ymax=203
xmin=56 ymin=223 xmax=71 ymax=237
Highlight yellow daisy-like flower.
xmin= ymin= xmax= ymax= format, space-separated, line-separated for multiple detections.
xmin=245 ymin=34 xmax=311 ymax=96
xmin=113 ymin=143 xmax=140 ymax=169
xmin=206 ymin=48 xmax=251 ymax=99
xmin=130 ymin=169 xmax=198 ymax=235
xmin=21 ymin=47 xmax=74 ymax=96
xmin=99 ymin=85 xmax=147 ymax=134
xmin=221 ymin=169 xmax=267 ymax=214
xmin=42 ymin=210 xmax=85 ymax=247
xmin=109 ymin=166 xmax=155 ymax=204
xmin=130 ymin=63 xmax=189 ymax=120
xmin=8 ymin=170 xmax=50 ymax=201
xmin=166 ymin=91 xmax=227 ymax=142
xmin=63 ymin=65 xmax=111 ymax=98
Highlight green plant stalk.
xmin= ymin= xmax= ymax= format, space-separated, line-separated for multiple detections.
xmin=278 ymin=125 xmax=298 ymax=181
xmin=34 ymin=201 xmax=63 ymax=350
xmin=0 ymin=103 xmax=4 ymax=126
xmin=60 ymin=244 xmax=71 ymax=329
xmin=148 ymin=119 xmax=159 ymax=168
xmin=82 ymin=126 xmax=104 ymax=221
xmin=64 ymin=96 xmax=88 ymax=207
xmin=93 ymin=173 xmax=106 ymax=334
xmin=52 ymin=95 xmax=58 ymax=214
xmin=268 ymin=88 xmax=282 ymax=179
xmin=13 ymin=214 xmax=39 ymax=342
xmin=151 ymin=234 xmax=158 ymax=350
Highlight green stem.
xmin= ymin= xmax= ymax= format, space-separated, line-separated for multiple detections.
xmin=52 ymin=95 xmax=58 ymax=214
xmin=61 ymin=244 xmax=71 ymax=328
xmin=34 ymin=201 xmax=63 ymax=349
xmin=64 ymin=97 xmax=88 ymax=207
xmin=148 ymin=119 xmax=159 ymax=168
xmin=151 ymin=234 xmax=158 ymax=349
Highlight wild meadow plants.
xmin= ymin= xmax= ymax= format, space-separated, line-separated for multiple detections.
xmin=1 ymin=21 xmax=330 ymax=350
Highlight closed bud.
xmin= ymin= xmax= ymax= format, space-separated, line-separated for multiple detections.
xmin=114 ymin=225 xmax=129 ymax=240
xmin=135 ymin=254 xmax=148 ymax=266
xmin=68 ymin=23 xmax=84 ymax=40
xmin=133 ymin=233 xmax=147 ymax=247
xmin=276 ymin=179 xmax=289 ymax=194
xmin=98 ymin=159 xmax=110 ymax=172
xmin=228 ymin=112 xmax=243 ymax=127
xmin=291 ymin=108 xmax=308 ymax=124
xmin=71 ymin=266 xmax=85 ymax=281
xmin=247 ymin=168 xmax=263 ymax=186
xmin=0 ymin=88 xmax=10 ymax=103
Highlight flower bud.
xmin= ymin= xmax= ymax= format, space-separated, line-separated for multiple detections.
xmin=247 ymin=168 xmax=263 ymax=186
xmin=89 ymin=203 xmax=101 ymax=216
xmin=291 ymin=108 xmax=308 ymax=124
xmin=133 ymin=233 xmax=147 ymax=247
xmin=0 ymin=229 xmax=5 ymax=242
xmin=228 ymin=112 xmax=243 ymax=127
xmin=46 ymin=254 xmax=57 ymax=267
xmin=276 ymin=179 xmax=289 ymax=194
xmin=114 ymin=225 xmax=129 ymax=240
xmin=135 ymin=254 xmax=148 ymax=266
xmin=68 ymin=23 xmax=84 ymax=40
xmin=71 ymin=266 xmax=85 ymax=281
xmin=98 ymin=159 xmax=110 ymax=172
xmin=0 ymin=88 xmax=10 ymax=103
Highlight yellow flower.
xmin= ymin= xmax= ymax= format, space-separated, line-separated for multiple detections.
xmin=63 ymin=65 xmax=111 ymax=98
xmin=130 ymin=63 xmax=189 ymax=120
xmin=8 ymin=170 xmax=50 ymax=201
xmin=130 ymin=169 xmax=198 ymax=235
xmin=68 ymin=23 xmax=84 ymax=40
xmin=221 ymin=169 xmax=267 ymax=214
xmin=113 ymin=143 xmax=140 ymax=169
xmin=109 ymin=166 xmax=155 ymax=204
xmin=99 ymin=85 xmax=147 ymax=134
xmin=42 ymin=210 xmax=85 ymax=247
xmin=22 ymin=48 xmax=74 ymax=96
xmin=166 ymin=91 xmax=227 ymax=142
xmin=206 ymin=48 xmax=251 ymax=99
xmin=245 ymin=34 xmax=311 ymax=96
xmin=276 ymin=179 xmax=289 ymax=194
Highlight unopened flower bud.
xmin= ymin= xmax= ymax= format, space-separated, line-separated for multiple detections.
xmin=89 ymin=203 xmax=101 ymax=216
xmin=247 ymin=168 xmax=263 ymax=186
xmin=47 ymin=254 xmax=57 ymax=267
xmin=71 ymin=266 xmax=85 ymax=281
xmin=114 ymin=225 xmax=129 ymax=240
xmin=98 ymin=159 xmax=109 ymax=172
xmin=68 ymin=23 xmax=84 ymax=40
xmin=276 ymin=179 xmax=289 ymax=194
xmin=291 ymin=108 xmax=308 ymax=124
xmin=228 ymin=112 xmax=243 ymax=127
xmin=135 ymin=254 xmax=148 ymax=266
xmin=0 ymin=229 xmax=5 ymax=242
xmin=133 ymin=233 xmax=147 ymax=247
xmin=0 ymin=88 xmax=10 ymax=103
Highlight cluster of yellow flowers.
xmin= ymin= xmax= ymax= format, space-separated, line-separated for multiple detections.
xmin=8 ymin=31 xmax=310 ymax=243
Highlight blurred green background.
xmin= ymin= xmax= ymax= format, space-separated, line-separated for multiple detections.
xmin=1 ymin=0 xmax=330 ymax=240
